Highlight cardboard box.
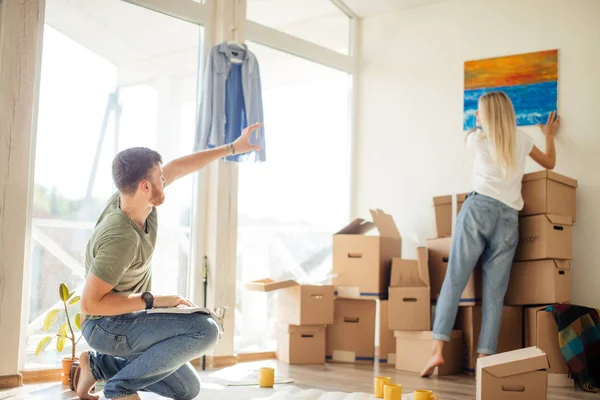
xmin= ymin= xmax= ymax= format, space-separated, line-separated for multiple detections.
xmin=476 ymin=347 xmax=549 ymax=400
xmin=427 ymin=237 xmax=481 ymax=306
xmin=276 ymin=323 xmax=326 ymax=364
xmin=245 ymin=279 xmax=334 ymax=325
xmin=378 ymin=300 xmax=396 ymax=364
xmin=394 ymin=330 xmax=464 ymax=375
xmin=525 ymin=306 xmax=569 ymax=374
xmin=456 ymin=306 xmax=523 ymax=373
xmin=433 ymin=195 xmax=452 ymax=238
xmin=326 ymin=298 xmax=376 ymax=363
xmin=505 ymin=260 xmax=571 ymax=305
xmin=515 ymin=214 xmax=573 ymax=261
xmin=388 ymin=247 xmax=430 ymax=331
xmin=333 ymin=209 xmax=402 ymax=298
xmin=521 ymin=170 xmax=578 ymax=222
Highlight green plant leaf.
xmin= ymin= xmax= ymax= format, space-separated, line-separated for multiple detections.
xmin=58 ymin=322 xmax=68 ymax=338
xmin=68 ymin=290 xmax=76 ymax=301
xmin=68 ymin=296 xmax=80 ymax=306
xmin=74 ymin=313 xmax=82 ymax=330
xmin=59 ymin=283 xmax=70 ymax=302
xmin=57 ymin=335 xmax=66 ymax=352
xmin=43 ymin=309 xmax=60 ymax=332
xmin=36 ymin=336 xmax=53 ymax=356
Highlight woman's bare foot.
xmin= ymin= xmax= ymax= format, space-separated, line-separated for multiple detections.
xmin=420 ymin=353 xmax=445 ymax=377
xmin=76 ymin=352 xmax=99 ymax=400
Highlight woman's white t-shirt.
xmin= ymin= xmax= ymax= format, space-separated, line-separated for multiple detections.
xmin=466 ymin=128 xmax=534 ymax=211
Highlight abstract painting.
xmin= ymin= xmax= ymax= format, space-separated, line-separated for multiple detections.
xmin=463 ymin=49 xmax=558 ymax=130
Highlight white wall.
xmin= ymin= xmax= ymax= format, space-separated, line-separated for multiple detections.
xmin=356 ymin=0 xmax=600 ymax=307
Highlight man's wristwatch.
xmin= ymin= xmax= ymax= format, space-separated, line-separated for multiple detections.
xmin=141 ymin=292 xmax=154 ymax=310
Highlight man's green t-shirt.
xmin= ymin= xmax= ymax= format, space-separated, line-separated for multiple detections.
xmin=84 ymin=192 xmax=158 ymax=319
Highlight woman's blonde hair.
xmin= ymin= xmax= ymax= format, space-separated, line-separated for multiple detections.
xmin=478 ymin=91 xmax=517 ymax=177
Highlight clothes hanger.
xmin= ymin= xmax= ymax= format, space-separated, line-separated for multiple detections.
xmin=228 ymin=26 xmax=244 ymax=64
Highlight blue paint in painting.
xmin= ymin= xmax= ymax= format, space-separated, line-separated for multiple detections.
xmin=463 ymin=81 xmax=558 ymax=130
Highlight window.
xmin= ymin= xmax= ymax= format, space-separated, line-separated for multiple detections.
xmin=247 ymin=0 xmax=351 ymax=54
xmin=235 ymin=42 xmax=351 ymax=353
xmin=27 ymin=0 xmax=203 ymax=369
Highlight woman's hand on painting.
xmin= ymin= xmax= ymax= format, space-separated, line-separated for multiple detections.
xmin=537 ymin=111 xmax=559 ymax=138
xmin=233 ymin=123 xmax=263 ymax=155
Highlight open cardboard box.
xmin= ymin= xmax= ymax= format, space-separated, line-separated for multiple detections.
xmin=521 ymin=170 xmax=578 ymax=222
xmin=456 ymin=306 xmax=523 ymax=373
xmin=428 ymin=237 xmax=481 ymax=306
xmin=477 ymin=346 xmax=550 ymax=400
xmin=388 ymin=247 xmax=430 ymax=331
xmin=505 ymin=260 xmax=571 ymax=305
xmin=333 ymin=209 xmax=402 ymax=298
xmin=245 ymin=279 xmax=334 ymax=326
xmin=515 ymin=214 xmax=573 ymax=261
xmin=326 ymin=298 xmax=376 ymax=363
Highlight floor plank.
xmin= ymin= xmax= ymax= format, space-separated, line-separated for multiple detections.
xmin=1 ymin=360 xmax=596 ymax=399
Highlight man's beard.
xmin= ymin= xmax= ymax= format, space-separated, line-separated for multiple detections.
xmin=150 ymin=184 xmax=165 ymax=206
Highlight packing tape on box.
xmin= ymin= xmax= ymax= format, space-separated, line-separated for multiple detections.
xmin=336 ymin=287 xmax=361 ymax=298
xmin=332 ymin=350 xmax=356 ymax=363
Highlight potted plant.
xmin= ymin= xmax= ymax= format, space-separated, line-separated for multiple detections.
xmin=36 ymin=282 xmax=82 ymax=385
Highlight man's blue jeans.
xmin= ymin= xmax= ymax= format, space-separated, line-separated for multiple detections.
xmin=82 ymin=311 xmax=219 ymax=399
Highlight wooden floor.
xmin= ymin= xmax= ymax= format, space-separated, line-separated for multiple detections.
xmin=1 ymin=360 xmax=597 ymax=400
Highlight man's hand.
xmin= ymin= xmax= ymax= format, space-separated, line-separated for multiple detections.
xmin=153 ymin=294 xmax=195 ymax=308
xmin=232 ymin=123 xmax=264 ymax=155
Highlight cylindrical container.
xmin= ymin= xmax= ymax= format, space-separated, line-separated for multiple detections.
xmin=259 ymin=367 xmax=275 ymax=388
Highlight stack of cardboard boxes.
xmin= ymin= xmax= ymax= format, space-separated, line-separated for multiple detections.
xmin=430 ymin=170 xmax=577 ymax=381
xmin=245 ymin=279 xmax=334 ymax=364
xmin=506 ymin=170 xmax=578 ymax=387
xmin=244 ymin=170 xmax=576 ymax=387
xmin=328 ymin=209 xmax=401 ymax=364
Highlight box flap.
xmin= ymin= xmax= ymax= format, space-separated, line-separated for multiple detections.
xmin=369 ymin=209 xmax=401 ymax=239
xmin=546 ymin=214 xmax=573 ymax=226
xmin=390 ymin=251 xmax=428 ymax=288
xmin=479 ymin=347 xmax=550 ymax=378
xmin=390 ymin=258 xmax=418 ymax=287
xmin=417 ymin=246 xmax=430 ymax=287
xmin=335 ymin=218 xmax=375 ymax=235
xmin=394 ymin=330 xmax=462 ymax=340
xmin=433 ymin=195 xmax=452 ymax=206
xmin=245 ymin=278 xmax=298 ymax=292
xmin=457 ymin=193 xmax=468 ymax=202
xmin=553 ymin=260 xmax=571 ymax=271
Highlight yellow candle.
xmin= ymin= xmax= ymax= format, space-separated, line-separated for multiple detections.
xmin=259 ymin=367 xmax=275 ymax=388
xmin=374 ymin=376 xmax=392 ymax=398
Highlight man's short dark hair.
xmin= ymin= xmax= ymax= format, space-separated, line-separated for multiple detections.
xmin=112 ymin=147 xmax=162 ymax=195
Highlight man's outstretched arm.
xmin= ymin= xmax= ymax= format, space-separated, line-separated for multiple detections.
xmin=162 ymin=123 xmax=263 ymax=186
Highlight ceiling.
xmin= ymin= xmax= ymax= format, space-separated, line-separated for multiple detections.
xmin=43 ymin=0 xmax=449 ymax=89
xmin=342 ymin=0 xmax=449 ymax=17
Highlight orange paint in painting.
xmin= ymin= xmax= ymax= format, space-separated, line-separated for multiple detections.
xmin=465 ymin=50 xmax=557 ymax=90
